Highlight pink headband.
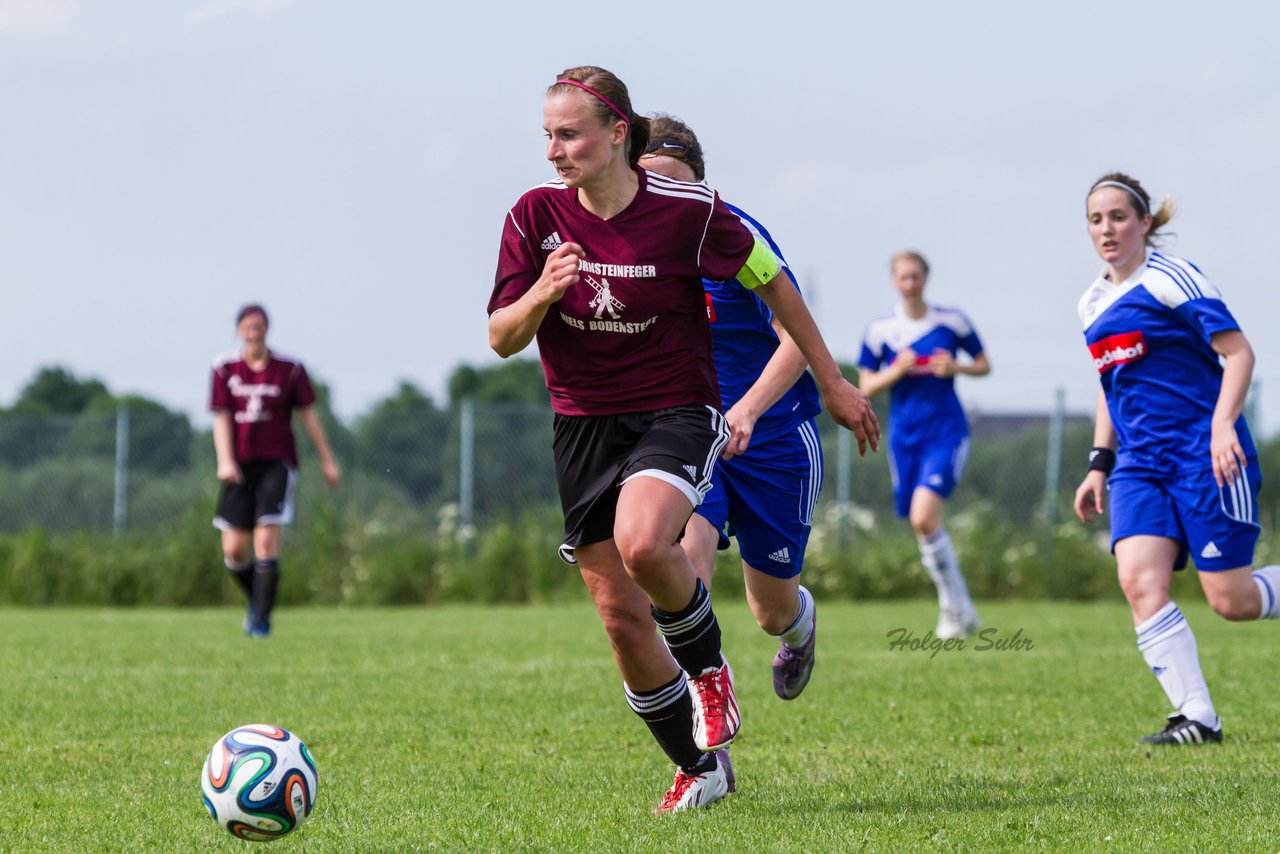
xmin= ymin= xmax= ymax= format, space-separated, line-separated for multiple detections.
xmin=555 ymin=78 xmax=629 ymax=125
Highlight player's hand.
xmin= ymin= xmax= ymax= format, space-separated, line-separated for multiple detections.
xmin=1073 ymin=470 xmax=1107 ymax=522
xmin=891 ymin=348 xmax=918 ymax=377
xmin=721 ymin=401 xmax=759 ymax=461
xmin=822 ymin=378 xmax=880 ymax=455
xmin=322 ymin=459 xmax=342 ymax=488
xmin=217 ymin=460 xmax=244 ymax=485
xmin=1210 ymin=419 xmax=1247 ymax=487
xmin=929 ymin=349 xmax=957 ymax=378
xmin=533 ymin=241 xmax=583 ymax=305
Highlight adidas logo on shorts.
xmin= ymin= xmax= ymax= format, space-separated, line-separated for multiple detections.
xmin=683 ymin=465 xmax=698 ymax=479
xmin=541 ymin=231 xmax=563 ymax=251
xmin=768 ymin=547 xmax=791 ymax=564
xmin=1201 ymin=541 xmax=1222 ymax=559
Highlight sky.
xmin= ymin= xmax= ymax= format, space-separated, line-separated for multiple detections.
xmin=2 ymin=0 xmax=1278 ymax=433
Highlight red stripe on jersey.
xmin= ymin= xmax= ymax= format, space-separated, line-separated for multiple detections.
xmin=1090 ymin=331 xmax=1147 ymax=372
xmin=705 ymin=292 xmax=716 ymax=322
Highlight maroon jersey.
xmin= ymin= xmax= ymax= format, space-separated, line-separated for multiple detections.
xmin=489 ymin=168 xmax=755 ymax=416
xmin=209 ymin=351 xmax=317 ymax=466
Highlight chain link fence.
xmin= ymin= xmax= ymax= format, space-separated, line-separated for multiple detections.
xmin=0 ymin=395 xmax=1101 ymax=539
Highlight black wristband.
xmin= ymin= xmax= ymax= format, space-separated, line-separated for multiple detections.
xmin=1088 ymin=447 xmax=1116 ymax=475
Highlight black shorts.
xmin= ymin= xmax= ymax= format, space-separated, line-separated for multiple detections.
xmin=553 ymin=404 xmax=730 ymax=557
xmin=213 ymin=460 xmax=299 ymax=531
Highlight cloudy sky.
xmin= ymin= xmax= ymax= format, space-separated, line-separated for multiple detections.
xmin=3 ymin=0 xmax=1278 ymax=432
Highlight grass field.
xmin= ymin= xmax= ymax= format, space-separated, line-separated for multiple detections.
xmin=3 ymin=601 xmax=1277 ymax=852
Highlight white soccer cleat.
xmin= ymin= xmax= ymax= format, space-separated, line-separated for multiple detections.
xmin=653 ymin=758 xmax=730 ymax=813
xmin=935 ymin=607 xmax=980 ymax=640
xmin=688 ymin=656 xmax=741 ymax=751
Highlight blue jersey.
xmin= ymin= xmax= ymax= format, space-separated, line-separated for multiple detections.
xmin=1078 ymin=250 xmax=1255 ymax=476
xmin=704 ymin=204 xmax=821 ymax=445
xmin=858 ymin=305 xmax=984 ymax=448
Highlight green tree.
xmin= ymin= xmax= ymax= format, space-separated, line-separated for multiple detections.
xmin=0 ymin=367 xmax=114 ymax=466
xmin=448 ymin=359 xmax=549 ymax=405
xmin=77 ymin=395 xmax=195 ymax=475
xmin=353 ymin=382 xmax=448 ymax=507
xmin=9 ymin=366 xmax=110 ymax=415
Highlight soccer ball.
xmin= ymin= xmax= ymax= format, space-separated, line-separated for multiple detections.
xmin=201 ymin=724 xmax=318 ymax=842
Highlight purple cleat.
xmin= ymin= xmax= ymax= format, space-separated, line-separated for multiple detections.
xmin=772 ymin=614 xmax=815 ymax=700
xmin=715 ymin=748 xmax=735 ymax=793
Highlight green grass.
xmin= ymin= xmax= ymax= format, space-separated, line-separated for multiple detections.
xmin=2 ymin=602 xmax=1277 ymax=852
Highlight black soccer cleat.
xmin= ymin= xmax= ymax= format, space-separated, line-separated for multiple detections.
xmin=1138 ymin=713 xmax=1222 ymax=745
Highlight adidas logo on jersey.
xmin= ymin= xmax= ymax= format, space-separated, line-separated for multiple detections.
xmin=541 ymin=231 xmax=563 ymax=251
xmin=1201 ymin=541 xmax=1222 ymax=559
xmin=768 ymin=547 xmax=791 ymax=564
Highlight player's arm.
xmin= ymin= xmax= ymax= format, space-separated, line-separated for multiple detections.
xmin=928 ymin=350 xmax=991 ymax=378
xmin=212 ymin=409 xmax=243 ymax=484
xmin=957 ymin=352 xmax=991 ymax=376
xmin=748 ymin=265 xmax=879 ymax=454
xmin=721 ymin=317 xmax=808 ymax=460
xmin=859 ymin=353 xmax=917 ymax=397
xmin=489 ymin=243 xmax=584 ymax=357
xmin=1074 ymin=389 xmax=1116 ymax=522
xmin=296 ymin=407 xmax=341 ymax=487
xmin=1209 ymin=329 xmax=1255 ymax=487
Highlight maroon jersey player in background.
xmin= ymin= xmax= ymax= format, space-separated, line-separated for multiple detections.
xmin=210 ymin=304 xmax=340 ymax=638
xmin=488 ymin=64 xmax=878 ymax=813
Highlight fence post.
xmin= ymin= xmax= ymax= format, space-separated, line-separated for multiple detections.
xmin=113 ymin=406 xmax=130 ymax=537
xmin=1041 ymin=388 xmax=1065 ymax=572
xmin=836 ymin=428 xmax=852 ymax=506
xmin=459 ymin=397 xmax=475 ymax=533
xmin=1043 ymin=388 xmax=1065 ymax=526
xmin=836 ymin=428 xmax=852 ymax=546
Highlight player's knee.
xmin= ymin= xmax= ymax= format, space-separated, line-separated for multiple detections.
xmin=751 ymin=601 xmax=792 ymax=636
xmin=614 ymin=531 xmax=671 ymax=578
xmin=1117 ymin=570 xmax=1168 ymax=616
xmin=1206 ymin=589 xmax=1256 ymax=621
xmin=909 ymin=515 xmax=936 ymax=538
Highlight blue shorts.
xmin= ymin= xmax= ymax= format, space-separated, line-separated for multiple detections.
xmin=694 ymin=419 xmax=823 ymax=579
xmin=888 ymin=437 xmax=970 ymax=518
xmin=1109 ymin=462 xmax=1262 ymax=572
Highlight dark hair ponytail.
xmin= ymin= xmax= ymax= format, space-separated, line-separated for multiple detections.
xmin=627 ymin=113 xmax=651 ymax=167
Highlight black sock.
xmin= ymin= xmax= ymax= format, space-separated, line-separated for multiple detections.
xmin=651 ymin=578 xmax=722 ymax=677
xmin=252 ymin=558 xmax=280 ymax=624
xmin=624 ymin=674 xmax=711 ymax=773
xmin=225 ymin=558 xmax=253 ymax=599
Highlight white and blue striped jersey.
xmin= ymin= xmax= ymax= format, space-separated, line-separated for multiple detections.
xmin=1078 ymin=250 xmax=1255 ymax=475
xmin=858 ymin=305 xmax=984 ymax=448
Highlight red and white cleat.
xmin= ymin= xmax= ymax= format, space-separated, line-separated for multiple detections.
xmin=653 ymin=759 xmax=730 ymax=814
xmin=688 ymin=656 xmax=741 ymax=752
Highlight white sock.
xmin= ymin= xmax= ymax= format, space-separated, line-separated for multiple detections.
xmin=918 ymin=528 xmax=972 ymax=613
xmin=1252 ymin=566 xmax=1280 ymax=619
xmin=776 ymin=585 xmax=815 ymax=649
xmin=1135 ymin=602 xmax=1218 ymax=729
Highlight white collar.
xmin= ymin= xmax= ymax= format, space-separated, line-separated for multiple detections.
xmin=1098 ymin=248 xmax=1152 ymax=289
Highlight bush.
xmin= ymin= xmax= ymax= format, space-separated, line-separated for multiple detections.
xmin=2 ymin=497 xmax=1223 ymax=607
